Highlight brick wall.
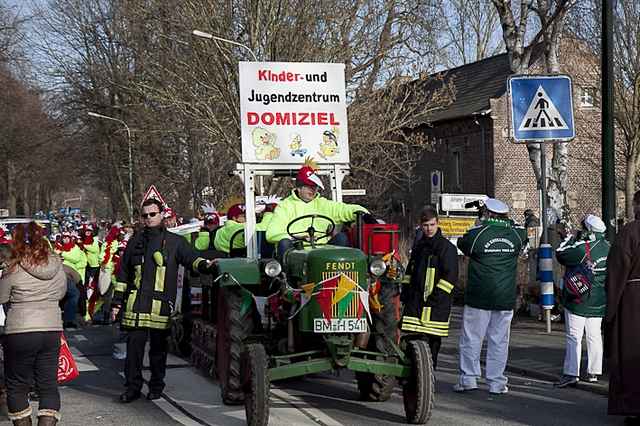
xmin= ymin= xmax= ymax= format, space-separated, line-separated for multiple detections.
xmin=408 ymin=39 xmax=611 ymax=227
xmin=409 ymin=118 xmax=493 ymax=221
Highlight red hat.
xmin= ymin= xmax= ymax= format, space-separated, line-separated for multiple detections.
xmin=204 ymin=212 xmax=220 ymax=227
xmin=227 ymin=204 xmax=246 ymax=221
xmin=296 ymin=157 xmax=324 ymax=190
xmin=0 ymin=225 xmax=11 ymax=245
xmin=163 ymin=207 xmax=176 ymax=219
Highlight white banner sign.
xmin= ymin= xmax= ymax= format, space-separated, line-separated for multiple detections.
xmin=239 ymin=61 xmax=349 ymax=164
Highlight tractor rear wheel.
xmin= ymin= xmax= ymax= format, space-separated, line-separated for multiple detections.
xmin=217 ymin=286 xmax=254 ymax=405
xmin=356 ymin=281 xmax=399 ymax=401
xmin=403 ymin=340 xmax=435 ymax=424
xmin=242 ymin=343 xmax=270 ymax=426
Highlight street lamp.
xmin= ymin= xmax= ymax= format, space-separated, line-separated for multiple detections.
xmin=191 ymin=30 xmax=258 ymax=61
xmin=87 ymin=111 xmax=134 ymax=223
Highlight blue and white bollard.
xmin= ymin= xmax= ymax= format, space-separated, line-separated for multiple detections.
xmin=538 ymin=243 xmax=554 ymax=332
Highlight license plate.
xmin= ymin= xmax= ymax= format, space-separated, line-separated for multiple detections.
xmin=313 ymin=318 xmax=367 ymax=333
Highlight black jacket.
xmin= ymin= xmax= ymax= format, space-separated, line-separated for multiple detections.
xmin=401 ymin=228 xmax=458 ymax=337
xmin=113 ymin=226 xmax=208 ymax=329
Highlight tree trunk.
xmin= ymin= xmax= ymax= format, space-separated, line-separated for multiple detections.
xmin=22 ymin=184 xmax=30 ymax=217
xmin=34 ymin=182 xmax=41 ymax=213
xmin=6 ymin=159 xmax=17 ymax=216
xmin=625 ymin=155 xmax=637 ymax=220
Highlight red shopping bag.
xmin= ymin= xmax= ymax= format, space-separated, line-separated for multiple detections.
xmin=57 ymin=333 xmax=79 ymax=384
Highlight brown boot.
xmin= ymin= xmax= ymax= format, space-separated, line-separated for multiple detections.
xmin=36 ymin=416 xmax=56 ymax=426
xmin=11 ymin=416 xmax=32 ymax=426
xmin=9 ymin=407 xmax=32 ymax=426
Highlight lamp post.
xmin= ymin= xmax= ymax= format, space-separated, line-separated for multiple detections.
xmin=87 ymin=111 xmax=134 ymax=223
xmin=601 ymin=0 xmax=616 ymax=238
xmin=191 ymin=30 xmax=258 ymax=61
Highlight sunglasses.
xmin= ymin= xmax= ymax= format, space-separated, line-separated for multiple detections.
xmin=141 ymin=212 xmax=160 ymax=219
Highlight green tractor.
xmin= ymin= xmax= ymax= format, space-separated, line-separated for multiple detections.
xmin=212 ymin=192 xmax=435 ymax=425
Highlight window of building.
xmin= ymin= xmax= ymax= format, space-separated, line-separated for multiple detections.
xmin=580 ymin=87 xmax=597 ymax=108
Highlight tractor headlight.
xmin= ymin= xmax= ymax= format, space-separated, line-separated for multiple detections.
xmin=369 ymin=259 xmax=387 ymax=277
xmin=264 ymin=260 xmax=282 ymax=278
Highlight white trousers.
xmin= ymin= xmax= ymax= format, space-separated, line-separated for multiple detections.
xmin=562 ymin=310 xmax=603 ymax=376
xmin=458 ymin=305 xmax=513 ymax=392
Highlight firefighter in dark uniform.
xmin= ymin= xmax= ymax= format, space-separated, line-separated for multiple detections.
xmin=400 ymin=205 xmax=458 ymax=369
xmin=111 ymin=199 xmax=215 ymax=403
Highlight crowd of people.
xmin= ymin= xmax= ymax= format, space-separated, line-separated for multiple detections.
xmin=0 ymin=163 xmax=640 ymax=424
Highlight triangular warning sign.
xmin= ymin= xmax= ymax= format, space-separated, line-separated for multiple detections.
xmin=518 ymin=86 xmax=568 ymax=131
xmin=141 ymin=185 xmax=166 ymax=207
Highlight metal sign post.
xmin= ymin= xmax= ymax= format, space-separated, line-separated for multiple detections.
xmin=508 ymin=75 xmax=575 ymax=333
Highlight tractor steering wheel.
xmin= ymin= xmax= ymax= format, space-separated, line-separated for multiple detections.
xmin=286 ymin=214 xmax=336 ymax=247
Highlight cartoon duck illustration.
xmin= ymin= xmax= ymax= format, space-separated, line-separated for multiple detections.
xmin=252 ymin=127 xmax=281 ymax=160
xmin=318 ymin=128 xmax=340 ymax=160
xmin=289 ymin=134 xmax=308 ymax=157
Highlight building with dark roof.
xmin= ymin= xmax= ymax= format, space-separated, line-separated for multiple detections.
xmin=404 ymin=42 xmax=604 ymax=229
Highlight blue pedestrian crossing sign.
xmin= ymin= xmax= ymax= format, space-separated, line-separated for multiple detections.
xmin=509 ymin=75 xmax=575 ymax=142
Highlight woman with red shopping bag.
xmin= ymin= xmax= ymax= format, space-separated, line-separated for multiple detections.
xmin=0 ymin=222 xmax=67 ymax=426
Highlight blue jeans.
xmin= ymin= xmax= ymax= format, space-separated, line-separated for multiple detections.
xmin=63 ymin=278 xmax=80 ymax=323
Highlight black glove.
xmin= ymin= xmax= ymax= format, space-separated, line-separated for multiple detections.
xmin=197 ymin=259 xmax=217 ymax=274
xmin=361 ymin=213 xmax=378 ymax=224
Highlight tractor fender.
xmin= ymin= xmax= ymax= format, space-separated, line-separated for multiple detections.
xmin=215 ymin=258 xmax=262 ymax=287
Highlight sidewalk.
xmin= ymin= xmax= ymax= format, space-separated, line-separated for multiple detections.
xmin=444 ymin=306 xmax=609 ymax=396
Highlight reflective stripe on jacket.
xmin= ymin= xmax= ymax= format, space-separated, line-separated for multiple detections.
xmin=401 ymin=228 xmax=458 ymax=336
xmin=114 ymin=227 xmax=207 ymax=330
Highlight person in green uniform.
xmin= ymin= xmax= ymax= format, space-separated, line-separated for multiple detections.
xmin=554 ymin=214 xmax=609 ymax=388
xmin=454 ymin=198 xmax=527 ymax=395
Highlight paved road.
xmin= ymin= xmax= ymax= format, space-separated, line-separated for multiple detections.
xmin=0 ymin=324 xmax=624 ymax=426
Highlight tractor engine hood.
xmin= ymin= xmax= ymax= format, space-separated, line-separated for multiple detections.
xmin=305 ymin=246 xmax=368 ymax=289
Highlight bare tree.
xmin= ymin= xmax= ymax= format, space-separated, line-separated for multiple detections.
xmin=492 ymin=0 xmax=577 ymax=219
xmin=28 ymin=0 xmax=450 ymax=218
xmin=438 ymin=0 xmax=503 ymax=67
xmin=566 ymin=1 xmax=640 ymax=220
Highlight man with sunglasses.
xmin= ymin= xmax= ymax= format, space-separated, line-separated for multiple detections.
xmin=111 ymin=198 xmax=215 ymax=403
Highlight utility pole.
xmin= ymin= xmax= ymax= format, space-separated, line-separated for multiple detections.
xmin=602 ymin=0 xmax=616 ymax=239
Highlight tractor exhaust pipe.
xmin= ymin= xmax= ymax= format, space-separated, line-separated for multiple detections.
xmin=354 ymin=331 xmax=370 ymax=349
xmin=355 ymin=212 xmax=364 ymax=250
xmin=288 ymin=306 xmax=296 ymax=352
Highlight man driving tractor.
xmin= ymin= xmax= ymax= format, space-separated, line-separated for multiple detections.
xmin=266 ymin=157 xmax=370 ymax=255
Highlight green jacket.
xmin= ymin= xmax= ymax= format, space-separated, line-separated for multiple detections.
xmin=256 ymin=212 xmax=274 ymax=232
xmin=195 ymin=230 xmax=215 ymax=251
xmin=457 ymin=218 xmax=527 ymax=311
xmin=83 ymin=240 xmax=100 ymax=268
xmin=556 ymin=232 xmax=609 ymax=317
xmin=266 ymin=190 xmax=367 ymax=244
xmin=60 ymin=245 xmax=87 ymax=282
xmin=214 ymin=220 xmax=246 ymax=254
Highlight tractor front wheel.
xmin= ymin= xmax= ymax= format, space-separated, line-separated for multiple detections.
xmin=217 ymin=286 xmax=254 ymax=405
xmin=242 ymin=343 xmax=270 ymax=426
xmin=356 ymin=281 xmax=399 ymax=402
xmin=402 ymin=340 xmax=435 ymax=424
